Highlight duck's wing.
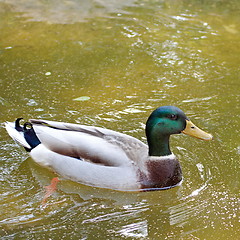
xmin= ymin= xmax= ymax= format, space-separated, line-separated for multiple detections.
xmin=30 ymin=119 xmax=148 ymax=167
xmin=30 ymin=144 xmax=141 ymax=191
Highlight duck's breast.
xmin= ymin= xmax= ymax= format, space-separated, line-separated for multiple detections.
xmin=139 ymin=155 xmax=182 ymax=189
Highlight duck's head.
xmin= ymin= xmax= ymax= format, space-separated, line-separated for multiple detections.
xmin=146 ymin=106 xmax=212 ymax=156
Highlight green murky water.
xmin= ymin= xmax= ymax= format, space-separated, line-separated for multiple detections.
xmin=0 ymin=0 xmax=239 ymax=239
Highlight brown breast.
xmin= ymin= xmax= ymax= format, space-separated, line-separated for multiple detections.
xmin=139 ymin=158 xmax=182 ymax=190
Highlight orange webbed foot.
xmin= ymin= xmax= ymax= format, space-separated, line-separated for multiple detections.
xmin=41 ymin=177 xmax=60 ymax=208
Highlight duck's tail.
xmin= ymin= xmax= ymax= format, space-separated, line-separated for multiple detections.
xmin=5 ymin=118 xmax=41 ymax=152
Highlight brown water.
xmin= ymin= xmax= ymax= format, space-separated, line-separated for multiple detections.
xmin=0 ymin=0 xmax=239 ymax=239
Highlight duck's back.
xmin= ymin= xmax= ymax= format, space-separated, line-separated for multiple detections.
xmin=29 ymin=119 xmax=148 ymax=167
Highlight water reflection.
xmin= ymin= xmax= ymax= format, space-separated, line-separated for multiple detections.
xmin=1 ymin=0 xmax=136 ymax=23
xmin=0 ymin=156 xmax=215 ymax=237
xmin=0 ymin=146 xmax=238 ymax=239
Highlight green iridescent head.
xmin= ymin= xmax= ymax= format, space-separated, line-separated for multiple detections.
xmin=146 ymin=106 xmax=212 ymax=156
xmin=146 ymin=106 xmax=188 ymax=136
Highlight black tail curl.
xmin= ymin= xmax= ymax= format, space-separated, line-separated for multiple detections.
xmin=15 ymin=118 xmax=41 ymax=152
xmin=15 ymin=118 xmax=24 ymax=131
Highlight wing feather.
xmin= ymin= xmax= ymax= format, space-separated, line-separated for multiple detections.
xmin=30 ymin=119 xmax=148 ymax=167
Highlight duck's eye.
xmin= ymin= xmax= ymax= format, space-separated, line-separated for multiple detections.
xmin=168 ymin=114 xmax=178 ymax=120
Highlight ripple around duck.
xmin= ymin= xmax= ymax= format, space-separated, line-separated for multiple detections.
xmin=0 ymin=113 xmax=231 ymax=239
xmin=0 ymin=149 xmax=238 ymax=239
xmin=0 ymin=135 xmax=214 ymax=238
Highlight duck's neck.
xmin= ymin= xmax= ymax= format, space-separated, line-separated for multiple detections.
xmin=147 ymin=134 xmax=172 ymax=157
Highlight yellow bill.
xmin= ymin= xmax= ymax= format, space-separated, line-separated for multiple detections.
xmin=182 ymin=120 xmax=213 ymax=141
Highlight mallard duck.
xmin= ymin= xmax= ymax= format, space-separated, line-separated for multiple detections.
xmin=5 ymin=106 xmax=212 ymax=191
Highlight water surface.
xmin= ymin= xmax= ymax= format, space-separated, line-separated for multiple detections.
xmin=0 ymin=0 xmax=239 ymax=239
